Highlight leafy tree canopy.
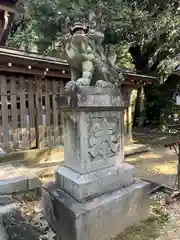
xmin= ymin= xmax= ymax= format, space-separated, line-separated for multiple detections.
xmin=7 ymin=0 xmax=180 ymax=80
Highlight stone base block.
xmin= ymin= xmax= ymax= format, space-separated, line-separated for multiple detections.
xmin=42 ymin=180 xmax=151 ymax=240
xmin=56 ymin=163 xmax=136 ymax=202
xmin=0 ymin=164 xmax=41 ymax=194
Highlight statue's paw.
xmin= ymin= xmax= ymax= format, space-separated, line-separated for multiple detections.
xmin=95 ymin=80 xmax=113 ymax=88
xmin=64 ymin=81 xmax=76 ymax=94
xmin=76 ymin=78 xmax=90 ymax=86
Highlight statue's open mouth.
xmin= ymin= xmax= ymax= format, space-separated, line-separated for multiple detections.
xmin=70 ymin=23 xmax=90 ymax=36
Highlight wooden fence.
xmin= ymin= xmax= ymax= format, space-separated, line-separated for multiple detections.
xmin=0 ymin=74 xmax=134 ymax=152
xmin=0 ymin=74 xmax=65 ymax=152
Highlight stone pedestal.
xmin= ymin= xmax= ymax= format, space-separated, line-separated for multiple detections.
xmin=42 ymin=87 xmax=151 ymax=240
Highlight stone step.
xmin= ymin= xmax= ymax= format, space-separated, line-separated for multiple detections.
xmin=0 ymin=143 xmax=149 ymax=195
xmin=124 ymin=143 xmax=150 ymax=157
xmin=0 ymin=164 xmax=40 ymax=195
xmin=0 ymin=146 xmax=64 ymax=164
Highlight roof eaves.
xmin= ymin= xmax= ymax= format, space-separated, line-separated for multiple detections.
xmin=0 ymin=47 xmax=157 ymax=81
xmin=124 ymin=72 xmax=157 ymax=80
xmin=0 ymin=47 xmax=68 ymax=66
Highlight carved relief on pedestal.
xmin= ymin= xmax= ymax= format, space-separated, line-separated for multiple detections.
xmin=88 ymin=116 xmax=120 ymax=162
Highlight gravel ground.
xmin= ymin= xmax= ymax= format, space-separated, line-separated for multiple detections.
xmin=11 ymin=191 xmax=57 ymax=240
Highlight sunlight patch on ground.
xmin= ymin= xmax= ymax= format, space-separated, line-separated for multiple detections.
xmin=126 ymin=156 xmax=141 ymax=162
xmin=126 ymin=153 xmax=163 ymax=163
xmin=152 ymin=163 xmax=177 ymax=175
xmin=139 ymin=153 xmax=162 ymax=159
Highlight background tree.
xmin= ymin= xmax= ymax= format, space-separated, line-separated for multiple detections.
xmin=7 ymin=0 xmax=180 ymax=128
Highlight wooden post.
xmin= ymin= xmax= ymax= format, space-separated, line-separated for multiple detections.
xmin=10 ymin=76 xmax=18 ymax=149
xmin=1 ymin=75 xmax=9 ymax=150
xmin=127 ymin=102 xmax=133 ymax=142
xmin=52 ymin=80 xmax=59 ymax=145
xmin=124 ymin=88 xmax=133 ymax=144
xmin=35 ymin=76 xmax=44 ymax=149
xmin=59 ymin=80 xmax=64 ymax=144
xmin=124 ymin=107 xmax=128 ymax=135
xmin=123 ymin=87 xmax=133 ymax=144
xmin=45 ymin=78 xmax=51 ymax=146
xmin=20 ymin=76 xmax=28 ymax=149
xmin=28 ymin=79 xmax=36 ymax=148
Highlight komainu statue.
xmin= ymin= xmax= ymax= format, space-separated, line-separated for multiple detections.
xmin=64 ymin=22 xmax=124 ymax=93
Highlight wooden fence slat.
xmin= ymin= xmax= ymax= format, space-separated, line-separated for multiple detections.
xmin=52 ymin=80 xmax=59 ymax=145
xmin=35 ymin=77 xmax=44 ymax=148
xmin=0 ymin=76 xmax=66 ymax=151
xmin=20 ymin=76 xmax=28 ymax=149
xmin=10 ymin=77 xmax=18 ymax=149
xmin=45 ymin=79 xmax=51 ymax=146
xmin=28 ymin=79 xmax=36 ymax=148
xmin=1 ymin=75 xmax=9 ymax=150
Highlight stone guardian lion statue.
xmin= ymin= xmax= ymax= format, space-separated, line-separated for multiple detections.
xmin=64 ymin=22 xmax=124 ymax=93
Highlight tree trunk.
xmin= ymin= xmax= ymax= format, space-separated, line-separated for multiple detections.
xmin=0 ymin=12 xmax=14 ymax=45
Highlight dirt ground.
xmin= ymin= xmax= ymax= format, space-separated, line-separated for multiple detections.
xmin=119 ymin=146 xmax=180 ymax=240
xmin=118 ymin=128 xmax=180 ymax=240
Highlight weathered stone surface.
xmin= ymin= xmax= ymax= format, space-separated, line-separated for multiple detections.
xmin=125 ymin=143 xmax=150 ymax=157
xmin=15 ymin=164 xmax=41 ymax=190
xmin=0 ymin=164 xmax=27 ymax=194
xmin=0 ymin=221 xmax=8 ymax=240
xmin=58 ymin=87 xmax=124 ymax=110
xmin=0 ymin=146 xmax=64 ymax=164
xmin=62 ymin=87 xmax=124 ymax=174
xmin=2 ymin=210 xmax=40 ymax=240
xmin=56 ymin=163 xmax=136 ymax=202
xmin=0 ymin=196 xmax=17 ymax=240
xmin=64 ymin=110 xmax=124 ymax=174
xmin=0 ymin=164 xmax=40 ymax=194
xmin=77 ymin=87 xmax=124 ymax=108
xmin=43 ymin=87 xmax=152 ymax=240
xmin=0 ymin=176 xmax=27 ymax=194
xmin=64 ymin=21 xmax=124 ymax=94
xmin=0 ymin=196 xmax=17 ymax=215
xmin=42 ymin=180 xmax=151 ymax=240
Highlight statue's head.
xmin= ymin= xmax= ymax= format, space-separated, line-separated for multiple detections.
xmin=68 ymin=22 xmax=90 ymax=45
xmin=69 ymin=22 xmax=90 ymax=36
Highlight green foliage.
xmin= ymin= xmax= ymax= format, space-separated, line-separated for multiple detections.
xmin=7 ymin=0 xmax=180 ymax=79
xmin=116 ymin=45 xmax=135 ymax=69
xmin=157 ymin=58 xmax=179 ymax=83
